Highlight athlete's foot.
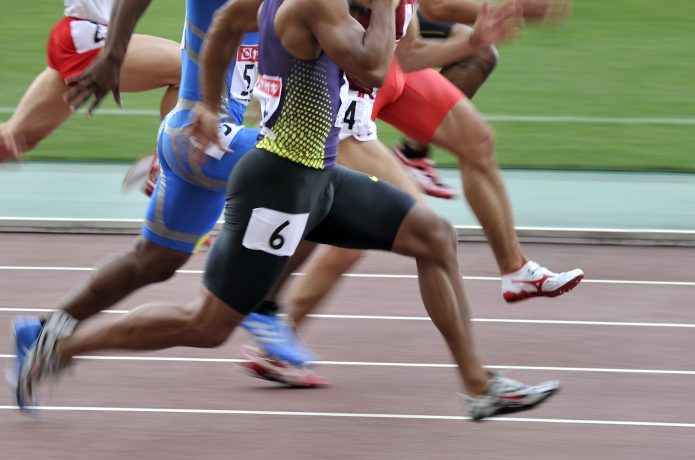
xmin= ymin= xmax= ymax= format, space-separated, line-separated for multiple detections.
xmin=7 ymin=316 xmax=42 ymax=407
xmin=461 ymin=371 xmax=560 ymax=421
xmin=502 ymin=260 xmax=584 ymax=303
xmin=393 ymin=146 xmax=457 ymax=200
xmin=121 ymin=152 xmax=160 ymax=197
xmin=240 ymin=312 xmax=316 ymax=366
xmin=15 ymin=311 xmax=78 ymax=410
xmin=239 ymin=345 xmax=330 ymax=388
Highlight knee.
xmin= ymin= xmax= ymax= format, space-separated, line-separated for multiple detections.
xmin=188 ymin=306 xmax=234 ymax=348
xmin=456 ymin=121 xmax=496 ymax=171
xmin=420 ymin=216 xmax=458 ymax=264
xmin=132 ymin=239 xmax=190 ymax=284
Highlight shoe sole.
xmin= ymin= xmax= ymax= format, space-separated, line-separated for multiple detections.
xmin=472 ymin=387 xmax=560 ymax=421
xmin=504 ymin=274 xmax=584 ymax=303
xmin=239 ymin=359 xmax=330 ymax=388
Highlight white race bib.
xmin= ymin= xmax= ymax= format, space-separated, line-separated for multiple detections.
xmin=230 ymin=44 xmax=259 ymax=104
xmin=254 ymin=75 xmax=283 ymax=139
xmin=69 ymin=19 xmax=107 ymax=54
xmin=242 ymin=208 xmax=309 ymax=257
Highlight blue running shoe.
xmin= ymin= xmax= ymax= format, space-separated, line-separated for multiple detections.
xmin=7 ymin=316 xmax=42 ymax=408
xmin=241 ymin=313 xmax=316 ymax=366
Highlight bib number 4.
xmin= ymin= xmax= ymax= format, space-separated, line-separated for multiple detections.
xmin=242 ymin=208 xmax=309 ymax=257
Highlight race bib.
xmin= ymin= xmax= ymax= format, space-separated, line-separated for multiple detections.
xmin=230 ymin=44 xmax=259 ymax=103
xmin=254 ymin=75 xmax=283 ymax=138
xmin=203 ymin=123 xmax=243 ymax=160
xmin=242 ymin=208 xmax=309 ymax=257
xmin=69 ymin=20 xmax=107 ymax=54
xmin=337 ymin=88 xmax=378 ymax=140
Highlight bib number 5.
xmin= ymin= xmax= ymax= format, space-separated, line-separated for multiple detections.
xmin=242 ymin=208 xmax=309 ymax=257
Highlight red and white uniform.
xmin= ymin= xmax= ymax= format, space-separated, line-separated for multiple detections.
xmin=47 ymin=0 xmax=113 ymax=81
xmin=339 ymin=0 xmax=464 ymax=144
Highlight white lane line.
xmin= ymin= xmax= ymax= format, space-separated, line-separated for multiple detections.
xmin=0 ymin=354 xmax=692 ymax=375
xmin=0 ymin=405 xmax=694 ymax=427
xmin=3 ymin=106 xmax=695 ymax=125
xmin=0 ymin=265 xmax=693 ymax=286
xmin=1 ymin=307 xmax=694 ymax=329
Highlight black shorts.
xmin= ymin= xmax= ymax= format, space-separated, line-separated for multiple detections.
xmin=417 ymin=11 xmax=453 ymax=39
xmin=203 ymin=148 xmax=416 ymax=313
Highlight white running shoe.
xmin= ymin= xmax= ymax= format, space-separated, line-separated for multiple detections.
xmin=501 ymin=260 xmax=584 ymax=303
xmin=462 ymin=372 xmax=560 ymax=421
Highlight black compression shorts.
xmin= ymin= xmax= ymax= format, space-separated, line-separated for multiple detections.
xmin=417 ymin=10 xmax=454 ymax=39
xmin=203 ymin=149 xmax=416 ymax=313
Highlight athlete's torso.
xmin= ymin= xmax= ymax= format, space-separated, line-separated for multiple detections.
xmin=179 ymin=0 xmax=259 ymax=124
xmin=63 ymin=0 xmax=111 ymax=24
xmin=254 ymin=0 xmax=345 ymax=170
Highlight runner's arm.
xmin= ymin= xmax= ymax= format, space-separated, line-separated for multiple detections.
xmin=192 ymin=0 xmax=262 ymax=151
xmin=420 ymin=0 xmax=571 ymax=25
xmin=301 ymin=0 xmax=396 ymax=87
xmin=200 ymin=0 xmax=261 ymax=113
xmin=397 ymin=2 xmax=523 ymax=73
xmin=63 ymin=0 xmax=153 ymax=113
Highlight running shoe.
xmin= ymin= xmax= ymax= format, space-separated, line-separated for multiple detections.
xmin=462 ymin=372 xmax=560 ymax=421
xmin=121 ymin=151 xmax=159 ymax=197
xmin=239 ymin=345 xmax=330 ymax=388
xmin=16 ymin=311 xmax=78 ymax=409
xmin=240 ymin=312 xmax=316 ymax=366
xmin=6 ymin=316 xmax=42 ymax=400
xmin=501 ymin=260 xmax=584 ymax=303
xmin=393 ymin=147 xmax=457 ymax=200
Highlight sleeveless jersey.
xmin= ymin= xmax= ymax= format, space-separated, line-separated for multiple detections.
xmin=180 ymin=0 xmax=259 ymax=125
xmin=255 ymin=0 xmax=345 ymax=170
xmin=64 ymin=0 xmax=111 ymax=24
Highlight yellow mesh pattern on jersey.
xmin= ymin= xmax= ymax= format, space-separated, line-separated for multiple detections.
xmin=257 ymin=60 xmax=334 ymax=170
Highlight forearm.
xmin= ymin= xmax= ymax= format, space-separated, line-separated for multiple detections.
xmin=347 ymin=1 xmax=396 ymax=86
xmin=419 ymin=0 xmax=481 ymax=25
xmin=103 ymin=0 xmax=152 ymax=62
xmin=359 ymin=2 xmax=397 ymax=74
xmin=200 ymin=0 xmax=259 ymax=111
xmin=397 ymin=35 xmax=481 ymax=72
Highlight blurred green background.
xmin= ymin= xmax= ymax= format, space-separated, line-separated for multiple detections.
xmin=1 ymin=0 xmax=693 ymax=170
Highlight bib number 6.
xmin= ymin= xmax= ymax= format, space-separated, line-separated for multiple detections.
xmin=269 ymin=220 xmax=290 ymax=250
xmin=242 ymin=208 xmax=309 ymax=257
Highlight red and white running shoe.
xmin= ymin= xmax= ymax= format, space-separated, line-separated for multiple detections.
xmin=238 ymin=345 xmax=330 ymax=388
xmin=393 ymin=148 xmax=457 ymax=200
xmin=501 ymin=260 xmax=584 ymax=303
xmin=121 ymin=152 xmax=159 ymax=197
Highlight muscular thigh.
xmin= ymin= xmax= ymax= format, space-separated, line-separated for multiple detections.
xmin=377 ymin=67 xmax=464 ymax=144
xmin=119 ymin=34 xmax=181 ymax=92
xmin=338 ymin=137 xmax=423 ymax=199
xmin=203 ymin=150 xmax=334 ymax=313
xmin=306 ymin=165 xmax=416 ymax=250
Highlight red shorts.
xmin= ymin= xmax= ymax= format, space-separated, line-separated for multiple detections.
xmin=46 ymin=17 xmax=107 ymax=82
xmin=372 ymin=59 xmax=464 ymax=144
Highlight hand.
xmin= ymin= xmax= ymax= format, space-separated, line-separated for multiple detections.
xmin=470 ymin=1 xmax=525 ymax=49
xmin=0 ymin=125 xmax=27 ymax=163
xmin=188 ymin=104 xmax=226 ymax=163
xmin=63 ymin=53 xmax=123 ymax=116
xmin=514 ymin=0 xmax=572 ymax=24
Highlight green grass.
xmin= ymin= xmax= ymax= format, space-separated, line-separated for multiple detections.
xmin=1 ymin=0 xmax=694 ymax=170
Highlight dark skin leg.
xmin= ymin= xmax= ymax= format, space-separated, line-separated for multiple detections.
xmin=57 ymin=237 xmax=190 ymax=321
xmin=401 ymin=24 xmax=498 ymax=155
